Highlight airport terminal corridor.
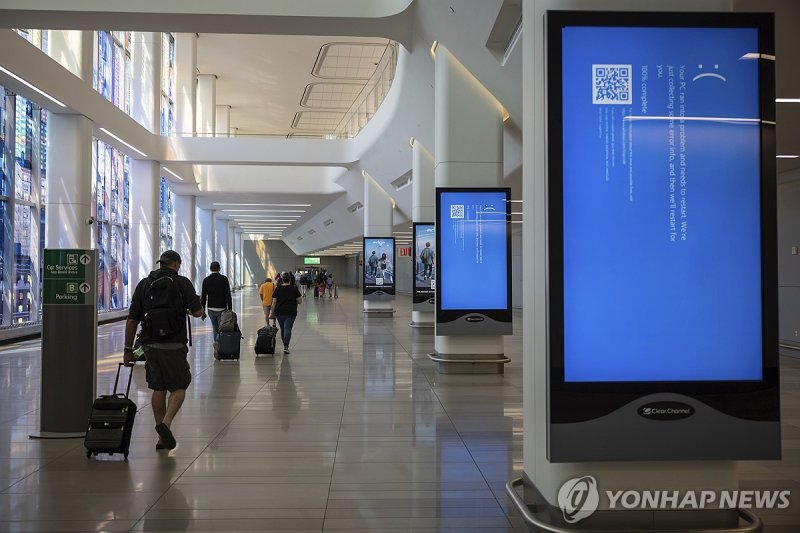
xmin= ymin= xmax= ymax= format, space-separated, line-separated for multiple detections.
xmin=0 ymin=288 xmax=799 ymax=531
xmin=0 ymin=288 xmax=527 ymax=532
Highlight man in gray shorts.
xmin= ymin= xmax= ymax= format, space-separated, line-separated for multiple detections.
xmin=123 ymin=251 xmax=203 ymax=450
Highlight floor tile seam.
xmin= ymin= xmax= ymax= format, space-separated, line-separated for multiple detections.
xmin=322 ymin=296 xmax=353 ymax=531
xmin=423 ymin=370 xmax=516 ymax=529
xmin=127 ymin=363 xmax=278 ymax=531
xmin=0 ymin=428 xmax=89 ymax=495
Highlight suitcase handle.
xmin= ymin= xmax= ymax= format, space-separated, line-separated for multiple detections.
xmin=113 ymin=362 xmax=134 ymax=398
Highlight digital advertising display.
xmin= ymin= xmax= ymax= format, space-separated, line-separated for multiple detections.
xmin=436 ymin=188 xmax=512 ymax=335
xmin=363 ymin=237 xmax=395 ymax=296
xmin=547 ymin=11 xmax=778 ymax=462
xmin=413 ymin=223 xmax=436 ymax=308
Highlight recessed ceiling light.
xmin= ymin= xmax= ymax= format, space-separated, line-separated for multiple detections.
xmin=221 ymin=209 xmax=306 ymax=213
xmin=776 ymin=98 xmax=800 ymax=103
xmin=99 ymin=127 xmax=147 ymax=157
xmin=777 ymin=155 xmax=799 ymax=159
xmin=213 ymin=203 xmax=311 ymax=207
xmin=0 ymin=65 xmax=67 ymax=107
xmin=162 ymin=167 xmax=184 ymax=181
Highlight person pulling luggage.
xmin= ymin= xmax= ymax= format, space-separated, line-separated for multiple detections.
xmin=201 ymin=261 xmax=233 ymax=356
xmin=269 ymin=272 xmax=303 ymax=354
xmin=123 ymin=250 xmax=203 ymax=451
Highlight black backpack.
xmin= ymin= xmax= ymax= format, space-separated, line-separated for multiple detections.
xmin=142 ymin=271 xmax=185 ymax=340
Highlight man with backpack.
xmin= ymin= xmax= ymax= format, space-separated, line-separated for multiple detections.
xmin=201 ymin=261 xmax=233 ymax=355
xmin=123 ymin=250 xmax=203 ymax=451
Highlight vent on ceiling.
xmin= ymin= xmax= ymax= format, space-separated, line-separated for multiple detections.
xmin=296 ymin=236 xmax=303 ymax=241
xmin=292 ymin=111 xmax=346 ymax=131
xmin=312 ymin=42 xmax=389 ymax=80
xmin=323 ymin=218 xmax=334 ymax=227
xmin=347 ymin=201 xmax=364 ymax=214
xmin=301 ymin=83 xmax=363 ymax=109
xmin=391 ymin=171 xmax=413 ymax=191
xmin=308 ymin=229 xmax=316 ymax=235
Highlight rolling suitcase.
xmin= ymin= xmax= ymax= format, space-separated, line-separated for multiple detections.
xmin=313 ymin=285 xmax=319 ymax=298
xmin=85 ymin=363 xmax=137 ymax=460
xmin=218 ymin=326 xmax=242 ymax=360
xmin=255 ymin=322 xmax=278 ymax=356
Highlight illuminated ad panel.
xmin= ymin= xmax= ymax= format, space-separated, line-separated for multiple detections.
xmin=547 ymin=11 xmax=778 ymax=461
xmin=436 ymin=188 xmax=512 ymax=335
xmin=413 ymin=223 xmax=436 ymax=308
xmin=363 ymin=237 xmax=395 ymax=296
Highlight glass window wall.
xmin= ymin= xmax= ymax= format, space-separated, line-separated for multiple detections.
xmin=160 ymin=32 xmax=175 ymax=135
xmin=94 ymin=31 xmax=132 ymax=114
xmin=159 ymin=177 xmax=174 ymax=252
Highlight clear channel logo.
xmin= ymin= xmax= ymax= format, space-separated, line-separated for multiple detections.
xmin=557 ymin=476 xmax=600 ymax=523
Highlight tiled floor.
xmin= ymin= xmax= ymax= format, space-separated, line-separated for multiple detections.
xmin=0 ymin=288 xmax=796 ymax=532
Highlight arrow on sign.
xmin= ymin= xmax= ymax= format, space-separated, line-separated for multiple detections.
xmin=79 ymin=283 xmax=91 ymax=294
xmin=80 ymin=254 xmax=91 ymax=265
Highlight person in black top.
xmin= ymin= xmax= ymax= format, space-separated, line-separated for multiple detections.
xmin=123 ymin=250 xmax=203 ymax=451
xmin=201 ymin=261 xmax=233 ymax=353
xmin=269 ymin=272 xmax=303 ymax=354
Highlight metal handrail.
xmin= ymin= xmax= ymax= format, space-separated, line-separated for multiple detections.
xmin=506 ymin=478 xmax=763 ymax=533
xmin=331 ymin=42 xmax=398 ymax=139
xmin=427 ymin=353 xmax=511 ymax=364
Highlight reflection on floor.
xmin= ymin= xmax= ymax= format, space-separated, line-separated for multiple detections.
xmin=0 ymin=288 xmax=796 ymax=531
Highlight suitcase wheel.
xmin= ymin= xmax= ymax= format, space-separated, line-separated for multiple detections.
xmin=124 ymin=453 xmax=129 ymax=460
xmin=86 ymin=450 xmax=92 ymax=458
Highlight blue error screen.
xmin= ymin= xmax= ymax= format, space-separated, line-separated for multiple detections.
xmin=561 ymin=26 xmax=763 ymax=382
xmin=440 ymin=190 xmax=508 ymax=311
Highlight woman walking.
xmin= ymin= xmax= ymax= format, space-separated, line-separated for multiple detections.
xmin=269 ymin=272 xmax=303 ymax=354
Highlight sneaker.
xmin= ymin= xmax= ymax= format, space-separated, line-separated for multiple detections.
xmin=283 ymin=347 xmax=290 ymax=354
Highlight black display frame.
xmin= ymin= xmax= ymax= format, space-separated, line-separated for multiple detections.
xmin=547 ymin=11 xmax=778 ymax=428
xmin=435 ymin=187 xmax=513 ymax=325
xmin=412 ymin=222 xmax=436 ymax=305
xmin=362 ymin=236 xmax=396 ymax=296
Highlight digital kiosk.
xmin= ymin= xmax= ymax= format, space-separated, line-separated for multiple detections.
xmin=412 ymin=222 xmax=436 ymax=313
xmin=363 ymin=237 xmax=395 ymax=302
xmin=435 ymin=188 xmax=512 ymax=336
xmin=547 ymin=11 xmax=779 ymax=462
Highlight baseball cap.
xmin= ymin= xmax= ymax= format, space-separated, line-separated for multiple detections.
xmin=156 ymin=250 xmax=181 ymax=265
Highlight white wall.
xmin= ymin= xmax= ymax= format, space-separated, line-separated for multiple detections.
xmin=195 ymin=207 xmax=214 ymax=288
xmin=777 ymin=168 xmax=800 ymax=353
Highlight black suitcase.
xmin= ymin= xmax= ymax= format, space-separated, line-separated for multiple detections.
xmin=218 ymin=327 xmax=242 ymax=360
xmin=255 ymin=323 xmax=277 ymax=356
xmin=85 ymin=363 xmax=137 ymax=460
xmin=313 ymin=285 xmax=319 ymax=298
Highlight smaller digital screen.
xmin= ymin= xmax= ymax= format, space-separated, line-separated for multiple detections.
xmin=363 ymin=238 xmax=395 ymax=290
xmin=414 ymin=223 xmax=436 ymax=302
xmin=303 ymin=257 xmax=321 ymax=265
xmin=439 ymin=190 xmax=508 ymax=311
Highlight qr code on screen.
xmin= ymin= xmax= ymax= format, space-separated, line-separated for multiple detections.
xmin=592 ymin=64 xmax=632 ymax=105
xmin=450 ymin=205 xmax=465 ymax=219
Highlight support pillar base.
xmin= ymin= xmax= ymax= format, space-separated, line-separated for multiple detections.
xmin=428 ymin=352 xmax=509 ymax=374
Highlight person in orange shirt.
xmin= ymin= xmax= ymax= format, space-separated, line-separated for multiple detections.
xmin=258 ymin=277 xmax=276 ymax=323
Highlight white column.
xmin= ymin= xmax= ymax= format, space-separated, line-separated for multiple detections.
xmin=175 ymin=32 xmax=197 ymax=137
xmin=363 ymin=170 xmax=394 ymax=313
xmin=433 ymin=45 xmax=504 ymax=360
xmin=226 ymin=220 xmax=233 ymax=278
xmin=47 ymin=30 xmax=93 ymax=81
xmin=131 ymin=32 xmax=161 ymax=133
xmin=411 ymin=140 xmax=435 ymax=326
xmin=172 ymin=193 xmax=196 ymax=284
xmin=129 ymin=160 xmax=160 ymax=286
xmin=216 ymin=105 xmax=230 ymax=138
xmin=196 ymin=74 xmax=216 ymax=137
xmin=46 ymin=114 xmax=93 ymax=249
xmin=195 ymin=206 xmax=213 ymax=288
xmin=521 ymin=0 xmax=736 ymax=515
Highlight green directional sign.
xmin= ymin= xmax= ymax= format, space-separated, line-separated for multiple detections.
xmin=43 ymin=249 xmax=96 ymax=305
